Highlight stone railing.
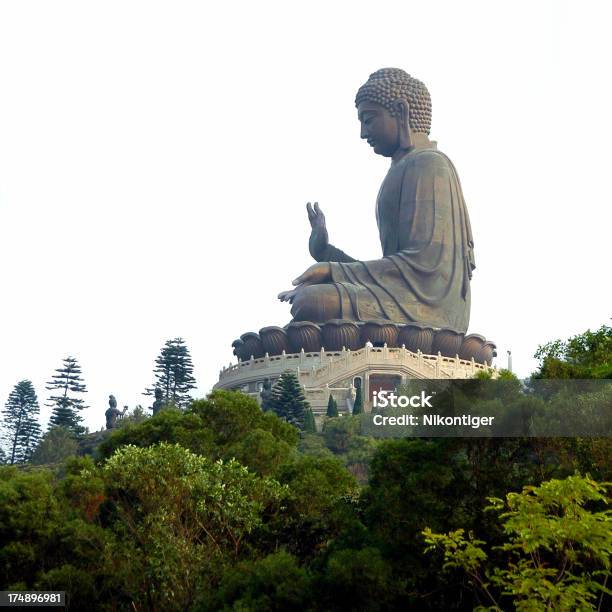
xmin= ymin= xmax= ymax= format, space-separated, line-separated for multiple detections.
xmin=300 ymin=344 xmax=491 ymax=386
xmin=217 ymin=344 xmax=495 ymax=389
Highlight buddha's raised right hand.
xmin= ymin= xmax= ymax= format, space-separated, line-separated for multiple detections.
xmin=307 ymin=202 xmax=329 ymax=260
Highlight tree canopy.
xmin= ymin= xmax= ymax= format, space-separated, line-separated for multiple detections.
xmin=145 ymin=337 xmax=197 ymax=409
xmin=534 ymin=323 xmax=612 ymax=379
xmin=326 ymin=394 xmax=339 ymax=417
xmin=2 ymin=380 xmax=41 ymax=464
xmin=0 ymin=322 xmax=610 ymax=610
xmin=46 ymin=356 xmax=88 ymax=435
xmin=269 ymin=371 xmax=310 ymax=430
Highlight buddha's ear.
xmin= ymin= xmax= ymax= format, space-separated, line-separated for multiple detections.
xmin=395 ymin=98 xmax=413 ymax=150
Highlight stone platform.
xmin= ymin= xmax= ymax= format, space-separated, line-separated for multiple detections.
xmin=215 ymin=341 xmax=497 ymax=421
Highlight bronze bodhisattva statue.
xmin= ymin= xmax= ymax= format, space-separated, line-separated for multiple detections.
xmin=105 ymin=394 xmax=127 ymax=430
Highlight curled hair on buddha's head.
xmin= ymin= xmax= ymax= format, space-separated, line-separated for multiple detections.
xmin=355 ymin=68 xmax=432 ymax=135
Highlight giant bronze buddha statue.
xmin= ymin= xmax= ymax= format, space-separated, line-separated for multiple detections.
xmin=278 ymin=68 xmax=475 ymax=334
xmin=227 ymin=68 xmax=495 ymax=367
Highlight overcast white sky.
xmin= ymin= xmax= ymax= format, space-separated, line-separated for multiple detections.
xmin=1 ymin=1 xmax=610 ymax=432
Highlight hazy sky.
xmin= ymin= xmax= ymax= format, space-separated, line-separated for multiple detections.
xmin=1 ymin=1 xmax=610 ymax=432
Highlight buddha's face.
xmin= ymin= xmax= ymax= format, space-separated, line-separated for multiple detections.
xmin=357 ymin=100 xmax=400 ymax=157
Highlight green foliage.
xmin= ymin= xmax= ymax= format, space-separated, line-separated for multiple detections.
xmin=30 ymin=427 xmax=78 ymax=465
xmin=1 ymin=323 xmax=610 ymax=609
xmin=424 ymin=474 xmax=612 ymax=611
xmin=213 ymin=551 xmax=311 ymax=611
xmin=0 ymin=439 xmax=290 ymax=610
xmin=0 ymin=459 xmax=111 ymax=603
xmin=344 ymin=435 xmax=380 ymax=483
xmin=270 ymin=455 xmax=358 ymax=559
xmin=145 ymin=337 xmax=197 ymax=408
xmin=99 ymin=390 xmax=298 ymax=477
xmin=319 ymin=417 xmax=378 ymax=483
xmin=321 ymin=547 xmax=404 ymax=611
xmin=303 ymin=407 xmax=317 ymax=433
xmin=352 ymin=385 xmax=364 ymax=414
xmin=534 ymin=324 xmax=612 ymax=379
xmin=365 ymin=438 xmax=465 ymax=540
xmin=326 ymin=394 xmax=339 ymax=417
xmin=102 ymin=443 xmax=285 ymax=610
xmin=35 ymin=565 xmax=97 ymax=609
xmin=497 ymin=368 xmax=519 ymax=381
xmin=0 ymin=466 xmax=60 ymax=587
xmin=98 ymin=408 xmax=215 ymax=460
xmin=298 ymin=433 xmax=334 ymax=459
xmin=118 ymin=404 xmax=149 ymax=427
xmin=226 ymin=429 xmax=294 ymax=477
xmin=2 ymin=380 xmax=41 ymax=464
xmin=192 ymin=390 xmax=298 ymax=449
xmin=360 ymin=437 xmax=505 ymax=608
xmin=276 ymin=455 xmax=357 ymax=519
xmin=323 ymin=416 xmax=360 ymax=454
xmin=269 ymin=371 xmax=311 ymax=430
xmin=46 ymin=356 xmax=88 ymax=435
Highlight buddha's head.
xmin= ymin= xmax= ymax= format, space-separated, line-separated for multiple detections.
xmin=355 ymin=68 xmax=431 ymax=157
xmin=109 ymin=394 xmax=117 ymax=409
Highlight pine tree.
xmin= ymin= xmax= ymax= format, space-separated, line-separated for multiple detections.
xmin=46 ymin=356 xmax=88 ymax=435
xmin=352 ymin=385 xmax=364 ymax=415
xmin=145 ymin=338 xmax=197 ymax=409
xmin=270 ymin=370 xmax=310 ymax=430
xmin=326 ymin=394 xmax=339 ymax=417
xmin=304 ymin=407 xmax=317 ymax=433
xmin=2 ymin=380 xmax=42 ymax=464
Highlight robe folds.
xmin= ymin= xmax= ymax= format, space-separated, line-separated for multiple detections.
xmin=321 ymin=138 xmax=475 ymax=333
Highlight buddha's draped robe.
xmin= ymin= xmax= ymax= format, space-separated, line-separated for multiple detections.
xmin=314 ymin=136 xmax=475 ymax=333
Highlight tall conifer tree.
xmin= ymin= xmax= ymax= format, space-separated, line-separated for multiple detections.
xmin=2 ymin=380 xmax=42 ymax=463
xmin=46 ymin=356 xmax=88 ymax=435
xmin=326 ymin=394 xmax=339 ymax=417
xmin=145 ymin=338 xmax=196 ymax=409
xmin=303 ymin=407 xmax=317 ymax=433
xmin=270 ymin=371 xmax=310 ymax=430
